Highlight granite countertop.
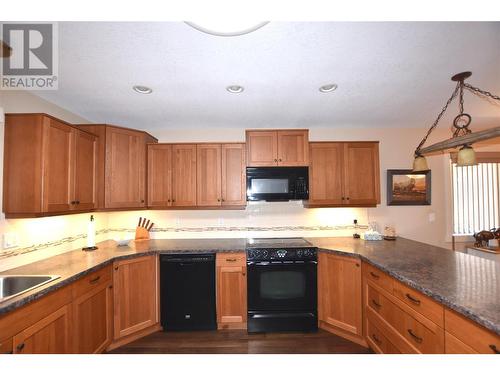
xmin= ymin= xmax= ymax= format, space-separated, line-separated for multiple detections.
xmin=0 ymin=236 xmax=499 ymax=336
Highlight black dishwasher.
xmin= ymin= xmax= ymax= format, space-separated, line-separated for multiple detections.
xmin=160 ymin=253 xmax=216 ymax=331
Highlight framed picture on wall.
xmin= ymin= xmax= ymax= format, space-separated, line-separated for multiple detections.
xmin=387 ymin=169 xmax=431 ymax=206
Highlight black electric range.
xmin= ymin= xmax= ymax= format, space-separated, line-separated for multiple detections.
xmin=246 ymin=238 xmax=318 ymax=333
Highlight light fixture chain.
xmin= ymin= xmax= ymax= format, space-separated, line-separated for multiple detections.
xmin=459 ymin=82 xmax=465 ymax=114
xmin=464 ymin=83 xmax=500 ymax=102
xmin=415 ymin=82 xmax=460 ymax=155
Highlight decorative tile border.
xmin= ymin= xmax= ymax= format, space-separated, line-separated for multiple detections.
xmin=0 ymin=224 xmax=368 ymax=260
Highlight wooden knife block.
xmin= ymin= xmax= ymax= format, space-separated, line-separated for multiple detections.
xmin=135 ymin=226 xmax=150 ymax=241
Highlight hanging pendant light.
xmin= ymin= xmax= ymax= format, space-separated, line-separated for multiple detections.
xmin=412 ymin=154 xmax=429 ymax=172
xmin=411 ymin=71 xmax=500 ymax=171
xmin=457 ymin=145 xmax=477 ymax=166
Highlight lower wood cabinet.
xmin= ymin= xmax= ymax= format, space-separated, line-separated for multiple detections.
xmin=318 ymin=252 xmax=364 ymax=345
xmin=72 ymin=265 xmax=113 ymax=353
xmin=112 ymin=255 xmax=159 ymax=342
xmin=13 ymin=305 xmax=71 ymax=354
xmin=216 ymin=253 xmax=247 ymax=329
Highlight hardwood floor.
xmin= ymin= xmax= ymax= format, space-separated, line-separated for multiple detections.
xmin=108 ymin=329 xmax=373 ymax=354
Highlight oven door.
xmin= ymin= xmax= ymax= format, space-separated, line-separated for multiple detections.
xmin=247 ymin=260 xmax=317 ymax=313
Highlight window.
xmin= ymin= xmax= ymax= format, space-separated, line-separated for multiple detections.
xmin=452 ymin=156 xmax=500 ymax=235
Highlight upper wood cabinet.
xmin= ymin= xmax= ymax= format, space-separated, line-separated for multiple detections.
xmin=3 ymin=113 xmax=97 ymax=217
xmin=148 ymin=143 xmax=245 ymax=208
xmin=318 ymin=252 xmax=363 ymax=343
xmin=216 ymin=253 xmax=247 ymax=329
xmin=308 ymin=142 xmax=380 ymax=207
xmin=112 ymin=255 xmax=159 ymax=341
xmin=79 ymin=124 xmax=157 ymax=210
xmin=246 ymin=129 xmax=309 ymax=166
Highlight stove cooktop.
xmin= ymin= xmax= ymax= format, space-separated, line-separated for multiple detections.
xmin=246 ymin=237 xmax=313 ymax=249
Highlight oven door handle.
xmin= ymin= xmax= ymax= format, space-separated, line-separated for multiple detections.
xmin=247 ymin=260 xmax=317 ymax=266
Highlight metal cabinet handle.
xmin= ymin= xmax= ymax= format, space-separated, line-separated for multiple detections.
xmin=355 ymin=263 xmax=360 ymax=267
xmin=405 ymin=293 xmax=421 ymax=305
xmin=346 ymin=197 xmax=350 ymax=200
xmin=89 ymin=276 xmax=101 ymax=284
xmin=279 ymin=159 xmax=282 ymax=162
xmin=489 ymin=344 xmax=500 ymax=354
xmin=371 ymin=299 xmax=381 ymax=308
xmin=242 ymin=272 xmax=246 ymax=276
xmin=371 ymin=334 xmax=382 ymax=345
xmin=141 ymin=199 xmax=145 ymax=203
xmin=407 ymin=329 xmax=423 ymax=343
xmin=274 ymin=159 xmax=278 ymax=162
xmin=370 ymin=271 xmax=380 ymax=279
xmin=226 ymin=258 xmax=237 ymax=262
xmin=217 ymin=199 xmax=221 ymax=202
xmin=341 ymin=197 xmax=345 ymax=200
xmin=167 ymin=199 xmax=171 ymax=202
xmin=114 ymin=266 xmax=119 ymax=271
xmin=16 ymin=343 xmax=25 ymax=352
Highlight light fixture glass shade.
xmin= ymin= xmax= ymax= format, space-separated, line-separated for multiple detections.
xmin=457 ymin=145 xmax=477 ymax=166
xmin=413 ymin=155 xmax=429 ymax=172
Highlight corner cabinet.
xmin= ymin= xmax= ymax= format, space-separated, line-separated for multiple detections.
xmin=78 ymin=124 xmax=158 ymax=210
xmin=111 ymin=255 xmax=159 ymax=346
xmin=3 ymin=113 xmax=97 ymax=217
xmin=216 ymin=253 xmax=247 ymax=329
xmin=246 ymin=129 xmax=309 ymax=166
xmin=318 ymin=252 xmax=365 ymax=346
xmin=307 ymin=142 xmax=380 ymax=207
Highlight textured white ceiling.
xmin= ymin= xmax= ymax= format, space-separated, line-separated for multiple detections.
xmin=34 ymin=22 xmax=500 ymax=130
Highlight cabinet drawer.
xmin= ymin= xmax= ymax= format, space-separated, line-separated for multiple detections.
xmin=0 ymin=337 xmax=13 ymax=354
xmin=445 ymin=332 xmax=477 ymax=354
xmin=393 ymin=280 xmax=444 ymax=327
xmin=73 ymin=265 xmax=112 ymax=298
xmin=445 ymin=309 xmax=500 ymax=354
xmin=216 ymin=252 xmax=246 ymax=267
xmin=363 ymin=262 xmax=393 ymax=293
xmin=366 ymin=318 xmax=400 ymax=354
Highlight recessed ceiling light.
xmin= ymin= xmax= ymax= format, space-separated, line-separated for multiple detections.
xmin=185 ymin=21 xmax=269 ymax=37
xmin=226 ymin=85 xmax=244 ymax=94
xmin=319 ymin=84 xmax=338 ymax=93
xmin=133 ymin=85 xmax=153 ymax=94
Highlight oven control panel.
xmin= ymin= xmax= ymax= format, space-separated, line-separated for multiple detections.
xmin=247 ymin=247 xmax=317 ymax=261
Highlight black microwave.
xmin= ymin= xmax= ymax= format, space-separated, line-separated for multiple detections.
xmin=246 ymin=167 xmax=309 ymax=202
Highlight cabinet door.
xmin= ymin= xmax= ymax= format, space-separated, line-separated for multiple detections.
xmin=318 ymin=253 xmax=362 ymax=336
xmin=277 ymin=130 xmax=309 ymax=166
xmin=343 ymin=142 xmax=380 ymax=206
xmin=309 ymin=143 xmax=344 ymax=205
xmin=216 ymin=256 xmax=247 ymax=329
xmin=148 ymin=144 xmax=173 ymax=207
xmin=221 ymin=143 xmax=246 ymax=206
xmin=105 ymin=127 xmax=146 ymax=208
xmin=73 ymin=130 xmax=97 ymax=210
xmin=197 ymin=144 xmax=222 ymax=206
xmin=73 ymin=282 xmax=113 ymax=353
xmin=42 ymin=118 xmax=74 ymax=212
xmin=113 ymin=256 xmax=158 ymax=340
xmin=172 ymin=144 xmax=197 ymax=207
xmin=13 ymin=305 xmax=71 ymax=354
xmin=246 ymin=131 xmax=278 ymax=166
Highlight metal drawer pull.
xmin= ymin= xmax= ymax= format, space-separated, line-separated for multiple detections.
xmin=407 ymin=329 xmax=423 ymax=343
xmin=371 ymin=299 xmax=381 ymax=308
xmin=16 ymin=343 xmax=25 ymax=352
xmin=371 ymin=334 xmax=382 ymax=344
xmin=226 ymin=258 xmax=238 ymax=262
xmin=89 ymin=276 xmax=101 ymax=284
xmin=489 ymin=344 xmax=500 ymax=354
xmin=405 ymin=293 xmax=421 ymax=305
xmin=370 ymin=272 xmax=380 ymax=279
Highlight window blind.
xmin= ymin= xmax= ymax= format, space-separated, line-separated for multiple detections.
xmin=452 ymin=161 xmax=500 ymax=235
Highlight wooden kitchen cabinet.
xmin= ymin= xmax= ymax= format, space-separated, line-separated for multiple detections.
xmin=148 ymin=144 xmax=173 ymax=207
xmin=172 ymin=144 xmax=197 ymax=207
xmin=13 ymin=305 xmax=71 ymax=354
xmin=307 ymin=142 xmax=380 ymax=207
xmin=112 ymin=255 xmax=159 ymax=342
xmin=72 ymin=266 xmax=113 ymax=353
xmin=3 ymin=113 xmax=97 ymax=217
xmin=221 ymin=143 xmax=246 ymax=206
xmin=216 ymin=253 xmax=247 ymax=329
xmin=78 ymin=124 xmax=157 ymax=210
xmin=197 ymin=144 xmax=222 ymax=206
xmin=318 ymin=252 xmax=364 ymax=345
xmin=246 ymin=129 xmax=309 ymax=167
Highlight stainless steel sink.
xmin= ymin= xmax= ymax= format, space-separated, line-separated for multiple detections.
xmin=0 ymin=275 xmax=60 ymax=302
